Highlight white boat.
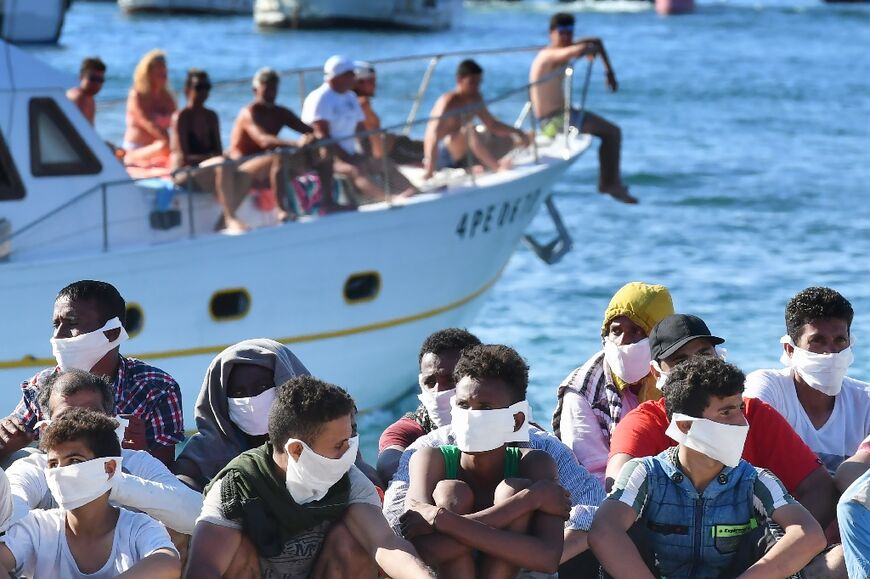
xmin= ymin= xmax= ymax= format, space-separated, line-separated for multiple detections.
xmin=0 ymin=0 xmax=68 ymax=44
xmin=119 ymin=0 xmax=254 ymax=15
xmin=254 ymin=0 xmax=459 ymax=30
xmin=0 ymin=40 xmax=590 ymax=426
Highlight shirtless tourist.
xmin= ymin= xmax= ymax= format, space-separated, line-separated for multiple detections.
xmin=353 ymin=61 xmax=424 ymax=165
xmin=529 ymin=12 xmax=636 ymax=204
xmin=423 ymin=59 xmax=530 ymax=180
xmin=170 ymin=69 xmax=240 ymax=232
xmin=228 ymin=67 xmax=333 ymax=225
xmin=66 ymin=57 xmax=105 ymax=126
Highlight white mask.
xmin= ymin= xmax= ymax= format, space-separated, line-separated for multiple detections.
xmin=227 ymin=387 xmax=277 ymax=436
xmin=780 ymin=335 xmax=852 ymax=396
xmin=418 ymin=377 xmax=454 ymax=428
xmin=45 ymin=456 xmax=121 ymax=510
xmin=650 ymin=360 xmax=669 ymax=391
xmin=114 ymin=416 xmax=129 ymax=444
xmin=665 ymin=413 xmax=748 ymax=468
xmin=284 ymin=435 xmax=358 ymax=504
xmin=50 ymin=317 xmax=128 ymax=371
xmin=604 ymin=337 xmax=652 ymax=384
xmin=451 ymin=400 xmax=529 ymax=453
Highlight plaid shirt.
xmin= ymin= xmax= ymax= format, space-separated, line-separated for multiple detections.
xmin=382 ymin=425 xmax=604 ymax=532
xmin=14 ymin=355 xmax=184 ymax=448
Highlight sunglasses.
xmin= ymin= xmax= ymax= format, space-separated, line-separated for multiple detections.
xmin=192 ymin=83 xmax=212 ymax=92
xmin=87 ymin=74 xmax=105 ymax=84
xmin=555 ymin=25 xmax=574 ymax=34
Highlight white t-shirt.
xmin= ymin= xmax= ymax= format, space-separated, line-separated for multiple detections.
xmin=744 ymin=367 xmax=870 ymax=472
xmin=6 ymin=448 xmax=202 ymax=534
xmin=3 ymin=507 xmax=176 ymax=579
xmin=197 ymin=465 xmax=380 ymax=579
xmin=301 ymin=83 xmax=364 ymax=155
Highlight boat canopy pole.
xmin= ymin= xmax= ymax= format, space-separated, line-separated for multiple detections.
xmin=403 ymin=56 xmax=440 ymax=136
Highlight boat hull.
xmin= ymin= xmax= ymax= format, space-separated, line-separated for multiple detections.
xmin=254 ymin=0 xmax=458 ymax=30
xmin=118 ymin=0 xmax=254 ymax=15
xmin=0 ymin=144 xmax=586 ymax=425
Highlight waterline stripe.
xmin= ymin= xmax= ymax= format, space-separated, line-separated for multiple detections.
xmin=0 ymin=270 xmax=502 ymax=369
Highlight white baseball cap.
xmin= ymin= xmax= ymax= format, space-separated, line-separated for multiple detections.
xmin=324 ymin=55 xmax=355 ymax=80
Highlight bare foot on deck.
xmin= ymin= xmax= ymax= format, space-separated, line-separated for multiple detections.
xmin=497 ymin=158 xmax=513 ymax=172
xmin=600 ymin=184 xmax=638 ymax=204
xmin=395 ymin=187 xmax=417 ymax=199
xmin=223 ymin=216 xmax=250 ymax=234
xmin=276 ymin=210 xmax=296 ymax=223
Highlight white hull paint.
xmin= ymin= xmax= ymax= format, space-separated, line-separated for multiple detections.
xmin=254 ymin=0 xmax=458 ymax=30
xmin=1 ymin=0 xmax=67 ymax=44
xmin=119 ymin=0 xmax=254 ymax=15
xmin=0 ymin=142 xmax=588 ymax=425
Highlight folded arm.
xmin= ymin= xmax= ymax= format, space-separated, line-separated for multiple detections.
xmin=117 ymin=548 xmax=180 ymax=579
xmin=344 ymin=503 xmax=434 ymax=579
xmin=740 ymin=504 xmax=826 ymax=579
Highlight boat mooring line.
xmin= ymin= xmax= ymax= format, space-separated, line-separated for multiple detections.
xmin=0 ymin=268 xmax=505 ymax=369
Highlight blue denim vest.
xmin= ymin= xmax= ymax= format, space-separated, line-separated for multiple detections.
xmin=638 ymin=448 xmax=761 ymax=579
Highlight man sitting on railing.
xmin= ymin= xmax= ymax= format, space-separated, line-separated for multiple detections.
xmin=529 ymin=12 xmax=637 ymax=204
xmin=170 ymin=69 xmax=243 ymax=233
xmin=422 ymin=59 xmax=531 ymax=181
xmin=303 ymin=56 xmax=417 ymax=203
xmin=227 ymin=68 xmax=334 ymax=226
xmin=353 ymin=61 xmax=425 ymax=166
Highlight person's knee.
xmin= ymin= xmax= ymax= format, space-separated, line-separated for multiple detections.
xmin=319 ymin=520 xmax=375 ymax=577
xmin=433 ymin=479 xmax=475 ymax=514
xmin=494 ymin=478 xmax=532 ymax=504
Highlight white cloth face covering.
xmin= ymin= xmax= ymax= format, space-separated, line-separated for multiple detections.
xmin=44 ymin=456 xmax=121 ymax=510
xmin=665 ymin=413 xmax=748 ymax=468
xmin=227 ymin=387 xmax=277 ymax=436
xmin=650 ymin=360 xmax=669 ymax=391
xmin=604 ymin=338 xmax=652 ymax=384
xmin=284 ymin=435 xmax=359 ymax=504
xmin=417 ymin=377 xmax=455 ymax=428
xmin=780 ymin=335 xmax=853 ymax=396
xmin=451 ymin=400 xmax=530 ymax=453
xmin=50 ymin=317 xmax=128 ymax=371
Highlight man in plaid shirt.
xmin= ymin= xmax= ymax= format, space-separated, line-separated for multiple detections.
xmin=0 ymin=280 xmax=183 ymax=467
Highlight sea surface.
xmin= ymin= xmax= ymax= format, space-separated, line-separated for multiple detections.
xmin=28 ymin=0 xmax=870 ymax=459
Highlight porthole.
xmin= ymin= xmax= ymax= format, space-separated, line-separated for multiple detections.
xmin=210 ymin=288 xmax=251 ymax=321
xmin=344 ymin=272 xmax=380 ymax=304
xmin=125 ymin=303 xmax=144 ymax=338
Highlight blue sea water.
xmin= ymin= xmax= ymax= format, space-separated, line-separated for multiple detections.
xmin=28 ymin=0 xmax=870 ymax=459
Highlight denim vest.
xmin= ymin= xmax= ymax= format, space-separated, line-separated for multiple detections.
xmin=638 ymin=449 xmax=761 ymax=579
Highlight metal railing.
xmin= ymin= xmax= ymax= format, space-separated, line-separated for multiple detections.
xmin=4 ymin=47 xmax=594 ymax=257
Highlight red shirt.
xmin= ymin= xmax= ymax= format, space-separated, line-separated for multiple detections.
xmin=609 ymin=397 xmax=822 ymax=493
xmin=378 ymin=417 xmax=426 ymax=453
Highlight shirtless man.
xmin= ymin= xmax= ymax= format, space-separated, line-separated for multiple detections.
xmin=529 ymin=12 xmax=636 ymax=204
xmin=66 ymin=57 xmax=105 ymax=126
xmin=170 ymin=69 xmax=240 ymax=232
xmin=227 ymin=67 xmax=333 ymax=224
xmin=423 ymin=59 xmax=530 ymax=180
xmin=353 ymin=61 xmax=424 ymax=165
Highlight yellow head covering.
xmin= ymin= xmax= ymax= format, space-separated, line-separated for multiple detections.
xmin=601 ymin=282 xmax=674 ymax=401
xmin=601 ymin=282 xmax=674 ymax=337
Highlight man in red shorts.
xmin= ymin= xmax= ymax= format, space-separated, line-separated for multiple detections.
xmin=607 ymin=313 xmax=838 ymax=531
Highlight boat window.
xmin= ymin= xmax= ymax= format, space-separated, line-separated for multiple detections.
xmin=29 ymin=98 xmax=102 ymax=177
xmin=125 ymin=303 xmax=144 ymax=338
xmin=210 ymin=288 xmax=251 ymax=321
xmin=344 ymin=272 xmax=381 ymax=304
xmin=0 ymin=130 xmax=24 ymax=201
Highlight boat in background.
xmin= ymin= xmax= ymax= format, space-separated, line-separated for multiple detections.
xmin=254 ymin=0 xmax=460 ymax=30
xmin=119 ymin=0 xmax=254 ymax=15
xmin=0 ymin=41 xmax=591 ymax=426
xmin=655 ymin=0 xmax=694 ymax=15
xmin=0 ymin=0 xmax=68 ymax=44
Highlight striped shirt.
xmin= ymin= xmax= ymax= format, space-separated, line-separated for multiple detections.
xmin=382 ymin=425 xmax=604 ymax=532
xmin=610 ymin=454 xmax=794 ymax=521
xmin=14 ymin=356 xmax=184 ymax=448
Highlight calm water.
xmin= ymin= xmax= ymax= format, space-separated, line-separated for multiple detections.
xmin=29 ymin=0 xmax=870 ymax=458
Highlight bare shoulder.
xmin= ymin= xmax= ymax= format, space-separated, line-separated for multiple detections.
xmin=519 ymin=448 xmax=558 ymax=481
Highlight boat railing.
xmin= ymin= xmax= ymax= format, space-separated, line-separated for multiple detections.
xmin=2 ymin=53 xmax=592 ymax=259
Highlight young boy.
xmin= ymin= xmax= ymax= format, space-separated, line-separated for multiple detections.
xmin=187 ymin=375 xmax=433 ymax=579
xmin=401 ymin=344 xmax=570 ymax=577
xmin=0 ymin=408 xmax=180 ymax=578
xmin=590 ymin=357 xmax=826 ymax=578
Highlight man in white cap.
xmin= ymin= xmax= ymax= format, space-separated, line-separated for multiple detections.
xmin=302 ymin=55 xmax=416 ymax=203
